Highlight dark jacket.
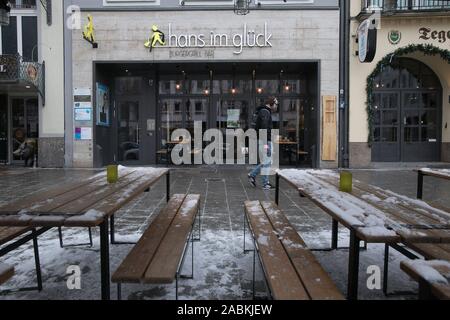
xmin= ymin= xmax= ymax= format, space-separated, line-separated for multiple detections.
xmin=255 ymin=105 xmax=273 ymax=141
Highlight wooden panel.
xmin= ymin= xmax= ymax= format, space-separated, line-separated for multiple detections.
xmin=245 ymin=201 xmax=309 ymax=300
xmin=261 ymin=202 xmax=344 ymax=300
xmin=144 ymin=194 xmax=200 ymax=284
xmin=0 ymin=227 xmax=32 ymax=246
xmin=0 ymin=263 xmax=14 ymax=285
xmin=431 ymin=283 xmax=450 ymax=300
xmin=321 ymin=95 xmax=337 ymax=161
xmin=112 ymin=194 xmax=186 ymax=283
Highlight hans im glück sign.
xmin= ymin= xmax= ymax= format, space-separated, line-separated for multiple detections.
xmin=144 ymin=23 xmax=273 ymax=55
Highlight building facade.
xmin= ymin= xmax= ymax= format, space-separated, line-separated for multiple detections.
xmin=349 ymin=0 xmax=450 ymax=167
xmin=63 ymin=0 xmax=341 ymax=169
xmin=0 ymin=0 xmax=64 ymax=167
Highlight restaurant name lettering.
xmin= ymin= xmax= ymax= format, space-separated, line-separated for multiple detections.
xmin=419 ymin=27 xmax=450 ymax=43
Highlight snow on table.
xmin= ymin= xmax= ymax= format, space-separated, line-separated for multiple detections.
xmin=420 ymin=168 xmax=450 ymax=180
xmin=277 ymin=169 xmax=399 ymax=241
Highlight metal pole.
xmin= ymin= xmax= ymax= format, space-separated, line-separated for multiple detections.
xmin=58 ymin=227 xmax=64 ymax=248
xmin=275 ymin=173 xmax=280 ymax=205
xmin=110 ymin=215 xmax=115 ymax=244
xmin=383 ymin=244 xmax=389 ymax=296
xmin=417 ymin=171 xmax=424 ymax=199
xmin=331 ymin=219 xmax=338 ymax=250
xmin=32 ymin=230 xmax=43 ymax=291
xmin=100 ymin=218 xmax=110 ymax=300
xmin=347 ymin=229 xmax=360 ymax=300
xmin=166 ymin=171 xmax=170 ymax=203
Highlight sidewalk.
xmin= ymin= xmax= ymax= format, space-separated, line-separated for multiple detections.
xmin=0 ymin=166 xmax=448 ymax=300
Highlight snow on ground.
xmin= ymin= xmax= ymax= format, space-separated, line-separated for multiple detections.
xmin=1 ymin=167 xmax=442 ymax=300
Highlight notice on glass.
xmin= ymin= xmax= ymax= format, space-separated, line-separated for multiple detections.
xmin=227 ymin=109 xmax=240 ymax=128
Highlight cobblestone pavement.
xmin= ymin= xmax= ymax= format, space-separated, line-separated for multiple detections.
xmin=0 ymin=166 xmax=449 ymax=300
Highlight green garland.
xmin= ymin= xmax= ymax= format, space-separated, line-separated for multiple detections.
xmin=366 ymin=44 xmax=450 ymax=146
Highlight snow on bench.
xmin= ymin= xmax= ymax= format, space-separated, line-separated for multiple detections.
xmin=244 ymin=200 xmax=344 ymax=300
xmin=401 ymin=259 xmax=450 ymax=300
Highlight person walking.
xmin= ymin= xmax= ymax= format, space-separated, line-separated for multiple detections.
xmin=248 ymin=96 xmax=278 ymax=190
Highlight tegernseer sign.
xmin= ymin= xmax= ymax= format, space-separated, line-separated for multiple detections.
xmin=145 ymin=23 xmax=273 ymax=55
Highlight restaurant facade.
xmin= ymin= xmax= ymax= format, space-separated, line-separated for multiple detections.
xmin=63 ymin=0 xmax=341 ymax=169
xmin=348 ymin=1 xmax=450 ymax=167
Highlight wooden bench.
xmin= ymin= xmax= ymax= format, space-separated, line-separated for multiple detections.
xmin=0 ymin=263 xmax=14 ymax=285
xmin=112 ymin=194 xmax=201 ymax=300
xmin=0 ymin=226 xmax=45 ymax=292
xmin=243 ymin=200 xmax=344 ymax=300
xmin=401 ymin=259 xmax=450 ymax=300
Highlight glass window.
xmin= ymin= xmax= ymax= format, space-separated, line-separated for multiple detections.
xmin=22 ymin=16 xmax=38 ymax=62
xmin=255 ymin=79 xmax=279 ymax=95
xmin=159 ymin=80 xmax=184 ymax=95
xmin=212 ymin=79 xmax=252 ymax=95
xmin=116 ymin=77 xmax=142 ymax=95
xmin=1 ymin=16 xmax=18 ymax=55
xmin=382 ymin=127 xmax=397 ymax=142
xmin=160 ymin=98 xmax=183 ymax=148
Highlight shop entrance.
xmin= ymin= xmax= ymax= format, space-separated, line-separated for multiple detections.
xmin=95 ymin=62 xmax=319 ymax=167
xmin=10 ymin=96 xmax=39 ymax=164
xmin=371 ymin=58 xmax=442 ymax=162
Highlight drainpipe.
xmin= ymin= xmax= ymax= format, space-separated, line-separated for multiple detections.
xmin=339 ymin=0 xmax=350 ymax=168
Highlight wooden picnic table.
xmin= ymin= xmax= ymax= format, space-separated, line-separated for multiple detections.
xmin=416 ymin=168 xmax=450 ymax=199
xmin=0 ymin=166 xmax=170 ymax=300
xmin=275 ymin=169 xmax=450 ymax=300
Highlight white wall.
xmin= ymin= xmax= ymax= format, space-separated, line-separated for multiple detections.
xmin=39 ymin=1 xmax=65 ymax=137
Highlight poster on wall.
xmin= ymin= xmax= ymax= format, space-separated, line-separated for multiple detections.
xmin=227 ymin=109 xmax=240 ymax=128
xmin=96 ymin=83 xmax=110 ymax=126
xmin=74 ymin=107 xmax=92 ymax=121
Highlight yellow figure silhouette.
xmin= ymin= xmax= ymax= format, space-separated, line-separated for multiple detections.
xmin=83 ymin=15 xmax=98 ymax=48
xmin=145 ymin=25 xmax=165 ymax=52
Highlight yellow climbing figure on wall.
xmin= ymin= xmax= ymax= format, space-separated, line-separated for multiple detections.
xmin=145 ymin=25 xmax=165 ymax=52
xmin=83 ymin=14 xmax=98 ymax=48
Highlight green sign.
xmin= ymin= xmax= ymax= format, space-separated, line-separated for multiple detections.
xmin=388 ymin=30 xmax=401 ymax=45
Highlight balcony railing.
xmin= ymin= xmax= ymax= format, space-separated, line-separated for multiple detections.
xmin=9 ymin=0 xmax=37 ymax=9
xmin=0 ymin=54 xmax=45 ymax=104
xmin=361 ymin=0 xmax=450 ymax=12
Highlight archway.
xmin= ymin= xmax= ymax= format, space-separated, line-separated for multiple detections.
xmin=370 ymin=57 xmax=442 ymax=162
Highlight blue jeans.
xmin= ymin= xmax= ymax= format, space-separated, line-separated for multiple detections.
xmin=249 ymin=141 xmax=273 ymax=185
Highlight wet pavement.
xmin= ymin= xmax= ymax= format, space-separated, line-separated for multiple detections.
xmin=0 ymin=165 xmax=449 ymax=300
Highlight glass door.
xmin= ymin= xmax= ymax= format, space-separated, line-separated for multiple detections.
xmin=401 ymin=91 xmax=440 ymax=161
xmin=11 ymin=97 xmax=38 ymax=163
xmin=117 ymin=100 xmax=140 ymax=163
